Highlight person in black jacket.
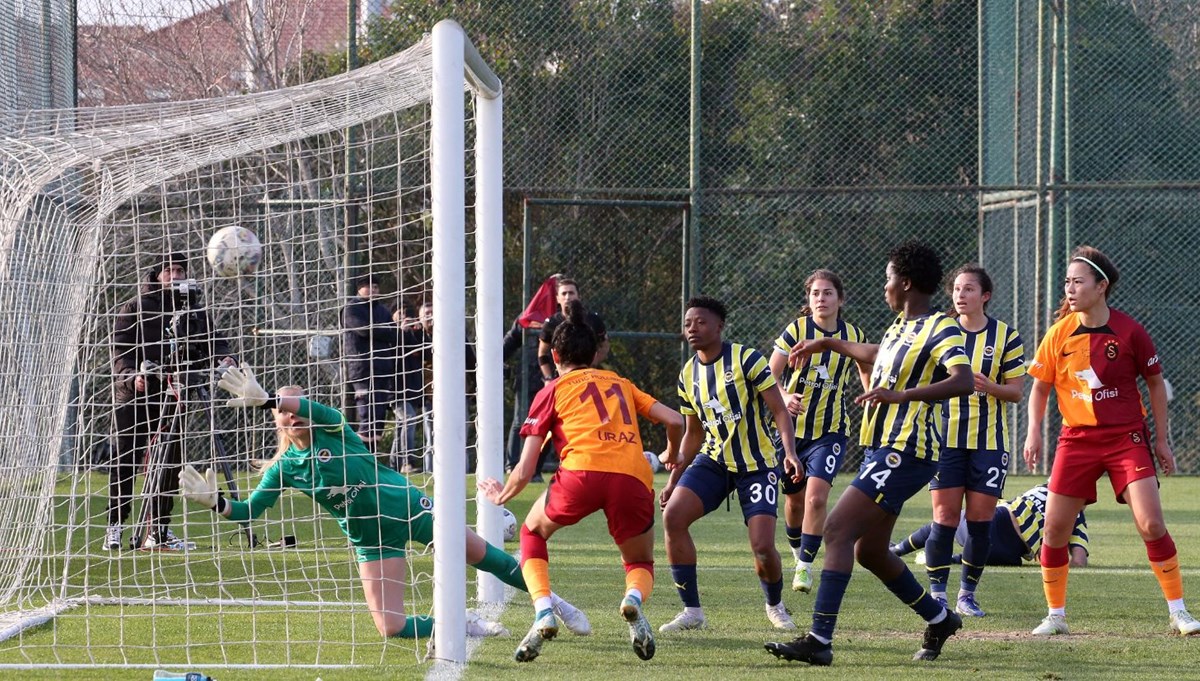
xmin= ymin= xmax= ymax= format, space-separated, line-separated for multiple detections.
xmin=503 ymin=317 xmax=544 ymax=473
xmin=391 ymin=301 xmax=429 ymax=473
xmin=342 ymin=274 xmax=400 ymax=451
xmin=105 ymin=252 xmax=236 ymax=551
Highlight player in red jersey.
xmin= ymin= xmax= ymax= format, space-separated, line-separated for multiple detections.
xmin=480 ymin=300 xmax=684 ymax=663
xmin=1023 ymin=245 xmax=1199 ymax=636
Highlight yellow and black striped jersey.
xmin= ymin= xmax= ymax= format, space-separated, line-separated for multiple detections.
xmin=940 ymin=316 xmax=1025 ymax=451
xmin=1004 ymin=484 xmax=1089 ymax=560
xmin=773 ymin=316 xmax=867 ymax=438
xmin=860 ymin=312 xmax=969 ymax=460
xmin=678 ymin=341 xmax=778 ymax=473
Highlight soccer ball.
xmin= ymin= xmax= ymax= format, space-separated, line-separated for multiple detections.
xmin=501 ymin=507 xmax=518 ymax=542
xmin=206 ymin=225 xmax=262 ymax=277
xmin=644 ymin=450 xmax=662 ymax=474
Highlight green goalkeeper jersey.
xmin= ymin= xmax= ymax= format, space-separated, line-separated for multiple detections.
xmin=225 ymin=398 xmax=432 ymax=561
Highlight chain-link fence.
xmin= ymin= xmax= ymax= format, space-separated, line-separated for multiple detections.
xmin=25 ymin=0 xmax=1200 ymax=472
xmin=1 ymin=0 xmax=73 ymax=109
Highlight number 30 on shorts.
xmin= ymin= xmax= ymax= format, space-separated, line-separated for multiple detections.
xmin=748 ymin=481 xmax=778 ymax=505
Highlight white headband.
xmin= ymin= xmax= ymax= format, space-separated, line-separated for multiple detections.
xmin=1072 ymin=256 xmax=1109 ymax=283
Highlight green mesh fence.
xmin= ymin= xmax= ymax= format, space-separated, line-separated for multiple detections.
xmin=46 ymin=0 xmax=1200 ymax=472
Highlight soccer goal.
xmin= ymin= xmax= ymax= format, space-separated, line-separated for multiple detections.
xmin=0 ymin=19 xmax=505 ymax=670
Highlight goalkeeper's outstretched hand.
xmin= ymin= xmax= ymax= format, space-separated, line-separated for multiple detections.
xmin=179 ymin=464 xmax=219 ymax=509
xmin=218 ymin=365 xmax=270 ymax=408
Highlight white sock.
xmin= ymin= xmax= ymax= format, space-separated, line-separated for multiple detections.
xmin=684 ymin=606 xmax=704 ymax=616
xmin=791 ymin=546 xmax=803 ymax=562
xmin=1049 ymin=607 xmax=1065 ymax=617
xmin=533 ymin=596 xmax=552 ymax=613
xmin=1168 ymin=598 xmax=1186 ymax=615
xmin=626 ymin=588 xmax=643 ymax=603
xmin=799 ymin=560 xmax=813 ymax=571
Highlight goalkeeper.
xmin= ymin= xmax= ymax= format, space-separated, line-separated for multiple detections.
xmin=179 ymin=367 xmax=591 ymax=640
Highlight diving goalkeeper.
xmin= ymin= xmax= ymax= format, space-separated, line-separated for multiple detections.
xmin=179 ymin=366 xmax=591 ymax=640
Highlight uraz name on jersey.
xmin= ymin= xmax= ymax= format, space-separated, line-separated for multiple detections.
xmin=597 ymin=430 xmax=639 ymax=444
xmin=702 ymin=410 xmax=742 ymax=430
xmin=1070 ymin=387 xmax=1120 ymax=403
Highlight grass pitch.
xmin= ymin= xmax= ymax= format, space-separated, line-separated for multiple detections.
xmin=3 ymin=474 xmax=1199 ymax=680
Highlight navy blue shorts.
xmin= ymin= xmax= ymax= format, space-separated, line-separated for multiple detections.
xmin=930 ymin=447 xmax=1009 ymax=498
xmin=849 ymin=447 xmax=936 ymax=516
xmin=779 ymin=433 xmax=848 ymax=495
xmin=677 ymin=455 xmax=779 ymax=524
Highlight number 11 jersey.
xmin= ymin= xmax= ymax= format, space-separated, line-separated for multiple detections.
xmin=521 ymin=367 xmax=661 ymax=491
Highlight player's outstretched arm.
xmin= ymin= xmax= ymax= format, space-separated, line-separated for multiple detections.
xmin=217 ymin=365 xmax=270 ymax=408
xmin=180 ymin=465 xmax=231 ymax=517
xmin=975 ymin=372 xmax=1024 ymax=403
xmin=479 ymin=434 xmax=545 ymax=506
xmin=790 ymin=337 xmax=878 ymax=369
xmin=647 ymin=402 xmax=685 ymax=468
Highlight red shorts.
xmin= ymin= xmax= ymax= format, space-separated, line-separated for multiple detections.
xmin=1049 ymin=422 xmax=1156 ymax=504
xmin=543 ymin=469 xmax=654 ymax=545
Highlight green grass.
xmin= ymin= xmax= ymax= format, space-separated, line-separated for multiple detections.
xmin=4 ymin=474 xmax=1200 ymax=679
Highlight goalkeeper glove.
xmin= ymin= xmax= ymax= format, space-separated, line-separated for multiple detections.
xmin=179 ymin=465 xmax=227 ymax=514
xmin=217 ymin=365 xmax=271 ymax=408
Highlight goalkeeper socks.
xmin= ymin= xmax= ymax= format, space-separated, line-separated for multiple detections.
xmin=760 ymin=577 xmax=784 ymax=607
xmin=785 ymin=525 xmax=804 ymax=561
xmin=799 ymin=533 xmax=823 ymax=565
xmin=811 ymin=569 xmax=851 ymax=641
xmin=960 ymin=519 xmax=992 ymax=592
xmin=924 ymin=523 xmax=956 ymax=594
xmin=1146 ymin=532 xmax=1184 ymax=602
xmin=392 ymin=615 xmax=434 ymax=639
xmin=669 ymin=564 xmax=701 ymax=608
xmin=1040 ymin=543 xmax=1070 ymax=610
xmin=472 ymin=542 xmax=527 ymax=591
xmin=884 ymin=568 xmax=945 ymax=622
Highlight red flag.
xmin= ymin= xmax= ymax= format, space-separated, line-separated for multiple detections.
xmin=518 ymin=276 xmax=559 ymax=328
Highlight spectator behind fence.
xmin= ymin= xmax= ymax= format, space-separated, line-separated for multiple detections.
xmin=342 ymin=274 xmax=399 ymax=451
xmin=106 ymin=252 xmax=236 ymax=552
xmin=392 ymin=301 xmax=429 ymax=474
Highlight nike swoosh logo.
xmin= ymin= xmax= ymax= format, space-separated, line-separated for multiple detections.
xmin=1135 ymin=466 xmax=1150 ymax=472
xmin=673 ymin=582 xmax=688 ymax=590
xmin=1061 ymin=350 xmax=1076 ymax=357
xmin=1163 ymin=567 xmax=1177 ymax=574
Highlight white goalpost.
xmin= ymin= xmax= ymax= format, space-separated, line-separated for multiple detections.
xmin=0 ymin=19 xmax=504 ymax=670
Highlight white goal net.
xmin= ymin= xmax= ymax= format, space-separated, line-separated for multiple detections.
xmin=0 ymin=19 xmax=505 ymax=670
